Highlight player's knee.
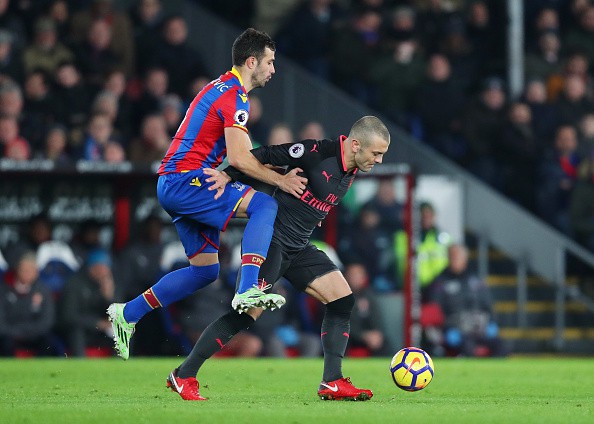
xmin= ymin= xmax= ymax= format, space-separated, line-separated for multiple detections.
xmin=326 ymin=293 xmax=355 ymax=315
xmin=246 ymin=191 xmax=278 ymax=218
xmin=187 ymin=263 xmax=219 ymax=293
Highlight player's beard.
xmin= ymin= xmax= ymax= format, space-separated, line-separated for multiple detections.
xmin=251 ymin=69 xmax=269 ymax=89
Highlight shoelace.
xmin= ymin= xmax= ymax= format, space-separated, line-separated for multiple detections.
xmin=255 ymin=282 xmax=272 ymax=291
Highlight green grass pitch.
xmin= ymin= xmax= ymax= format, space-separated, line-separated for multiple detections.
xmin=1 ymin=357 xmax=593 ymax=424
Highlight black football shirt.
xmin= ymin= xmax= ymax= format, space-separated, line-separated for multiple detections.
xmin=225 ymin=137 xmax=357 ymax=250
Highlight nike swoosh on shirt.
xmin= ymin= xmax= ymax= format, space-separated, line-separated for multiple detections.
xmin=320 ymin=383 xmax=338 ymax=392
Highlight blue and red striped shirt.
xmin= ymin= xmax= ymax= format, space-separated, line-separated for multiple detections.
xmin=158 ymin=68 xmax=250 ymax=175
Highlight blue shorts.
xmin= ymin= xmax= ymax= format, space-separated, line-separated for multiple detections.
xmin=157 ymin=169 xmax=252 ymax=258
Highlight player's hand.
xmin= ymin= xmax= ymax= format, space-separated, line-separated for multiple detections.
xmin=278 ymin=167 xmax=307 ymax=198
xmin=203 ymin=168 xmax=232 ymax=200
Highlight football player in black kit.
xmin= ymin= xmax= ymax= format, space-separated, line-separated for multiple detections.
xmin=166 ymin=116 xmax=390 ymax=401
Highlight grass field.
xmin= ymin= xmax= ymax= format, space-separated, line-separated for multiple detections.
xmin=1 ymin=357 xmax=593 ymax=424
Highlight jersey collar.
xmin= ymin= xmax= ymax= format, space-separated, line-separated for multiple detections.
xmin=230 ymin=67 xmax=246 ymax=89
xmin=338 ymin=135 xmax=357 ymax=175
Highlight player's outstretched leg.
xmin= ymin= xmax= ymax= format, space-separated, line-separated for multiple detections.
xmin=107 ymin=263 xmax=219 ymax=359
xmin=232 ymin=192 xmax=285 ymax=312
xmin=106 ymin=303 xmax=136 ymax=360
xmin=166 ymin=368 xmax=207 ymax=401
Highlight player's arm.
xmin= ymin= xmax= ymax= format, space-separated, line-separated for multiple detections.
xmin=224 ymin=127 xmax=307 ymax=197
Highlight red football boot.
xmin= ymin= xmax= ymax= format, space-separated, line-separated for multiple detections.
xmin=166 ymin=369 xmax=207 ymax=401
xmin=317 ymin=377 xmax=373 ymax=401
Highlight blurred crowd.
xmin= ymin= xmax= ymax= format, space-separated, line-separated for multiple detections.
xmin=4 ymin=0 xmax=592 ymax=359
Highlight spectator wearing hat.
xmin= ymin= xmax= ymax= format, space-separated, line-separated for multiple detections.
xmin=22 ymin=17 xmax=74 ymax=76
xmin=0 ymin=29 xmax=23 ymax=84
xmin=58 ymin=248 xmax=116 ymax=357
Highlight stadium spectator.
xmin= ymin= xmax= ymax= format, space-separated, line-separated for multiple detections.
xmin=464 ymin=0 xmax=497 ymax=77
xmin=131 ymin=66 xmax=169 ymax=133
xmin=0 ymin=29 xmax=23 ymax=84
xmin=246 ymin=95 xmax=269 ymax=146
xmin=102 ymin=69 xmax=133 ymax=140
xmin=330 ymin=6 xmax=382 ymax=105
xmin=275 ymin=0 xmax=346 ymax=79
xmin=563 ymin=5 xmax=594 ymax=69
xmin=160 ymin=94 xmax=182 ymax=138
xmin=71 ymin=219 xmax=104 ymax=266
xmin=525 ymin=30 xmax=563 ymax=82
xmin=552 ymin=74 xmax=594 ymax=128
xmin=73 ymin=19 xmax=123 ymax=93
xmin=299 ymin=121 xmax=325 ymax=140
xmin=0 ymin=0 xmax=27 ymax=53
xmin=569 ymin=152 xmax=594 ymax=252
xmin=424 ymin=243 xmax=504 ymax=357
xmin=128 ymin=113 xmax=169 ymax=164
xmin=0 ymin=80 xmax=24 ymax=117
xmin=52 ymin=61 xmax=91 ymax=141
xmin=500 ymin=102 xmax=538 ymax=211
xmin=23 ymin=17 xmax=74 ymax=76
xmin=546 ymin=51 xmax=591 ymax=102
xmin=103 ymin=140 xmax=126 ymax=163
xmin=0 ymin=113 xmax=30 ymax=160
xmin=339 ymin=201 xmax=398 ymax=292
xmin=81 ymin=112 xmax=113 ymax=161
xmin=396 ymin=201 xmax=450 ymax=294
xmin=21 ymin=69 xmax=56 ymax=152
xmin=522 ymin=78 xmax=558 ymax=143
xmin=416 ymin=0 xmax=462 ymax=56
xmin=149 ymin=15 xmax=208 ymax=97
xmin=461 ymin=76 xmax=507 ymax=188
xmin=59 ymin=248 xmax=116 ymax=357
xmin=46 ymin=0 xmax=70 ymax=41
xmin=578 ymin=113 xmax=594 ymax=157
xmin=5 ymin=213 xmax=52 ymax=269
xmin=129 ymin=0 xmax=166 ymax=72
xmin=252 ymin=0 xmax=300 ymax=36
xmin=0 ymin=252 xmax=57 ymax=357
xmin=537 ymin=125 xmax=583 ymax=233
xmin=266 ymin=123 xmax=294 ymax=146
xmin=369 ymin=7 xmax=425 ymax=128
xmin=36 ymin=123 xmax=71 ymax=166
xmin=362 ymin=177 xmax=404 ymax=235
xmin=413 ymin=53 xmax=467 ymax=161
xmin=343 ymin=262 xmax=385 ymax=356
xmin=69 ymin=0 xmax=135 ymax=77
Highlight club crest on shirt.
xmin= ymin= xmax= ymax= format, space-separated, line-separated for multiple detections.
xmin=289 ymin=143 xmax=305 ymax=158
xmin=234 ymin=109 xmax=249 ymax=126
xmin=231 ymin=181 xmax=245 ymax=191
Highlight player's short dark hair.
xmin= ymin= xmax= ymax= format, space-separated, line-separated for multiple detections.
xmin=232 ymin=28 xmax=275 ymax=67
xmin=349 ymin=116 xmax=390 ymax=147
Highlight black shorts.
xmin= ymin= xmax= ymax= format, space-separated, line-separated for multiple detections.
xmin=257 ymin=241 xmax=339 ymax=292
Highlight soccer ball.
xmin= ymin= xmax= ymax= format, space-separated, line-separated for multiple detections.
xmin=390 ymin=347 xmax=434 ymax=391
